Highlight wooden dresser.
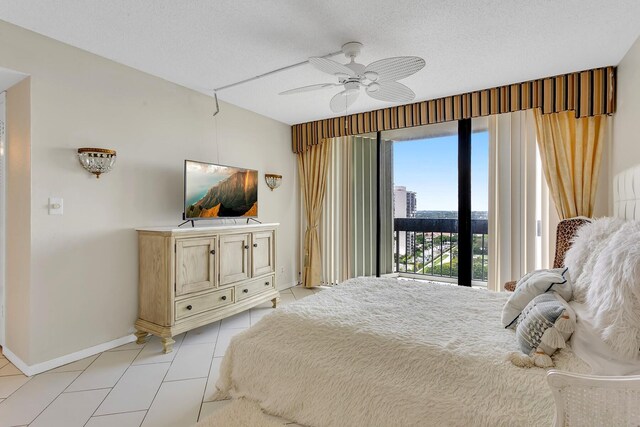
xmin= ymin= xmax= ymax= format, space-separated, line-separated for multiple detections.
xmin=135 ymin=223 xmax=280 ymax=353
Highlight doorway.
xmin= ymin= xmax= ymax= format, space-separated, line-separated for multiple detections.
xmin=381 ymin=118 xmax=489 ymax=287
xmin=0 ymin=91 xmax=5 ymax=347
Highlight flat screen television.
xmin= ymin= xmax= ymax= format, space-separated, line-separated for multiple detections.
xmin=184 ymin=160 xmax=258 ymax=220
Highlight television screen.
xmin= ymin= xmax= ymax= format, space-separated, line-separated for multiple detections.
xmin=184 ymin=160 xmax=258 ymax=219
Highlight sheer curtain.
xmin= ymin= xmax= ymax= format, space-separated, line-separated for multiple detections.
xmin=299 ymin=135 xmax=393 ymax=286
xmin=320 ymin=137 xmax=353 ymax=285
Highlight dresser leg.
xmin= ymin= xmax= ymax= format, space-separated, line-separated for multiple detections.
xmin=162 ymin=337 xmax=175 ymax=354
xmin=271 ymin=297 xmax=280 ymax=308
xmin=134 ymin=330 xmax=149 ymax=345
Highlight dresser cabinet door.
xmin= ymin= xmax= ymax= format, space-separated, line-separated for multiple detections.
xmin=175 ymin=237 xmax=216 ymax=296
xmin=252 ymin=231 xmax=275 ymax=277
xmin=219 ymin=233 xmax=251 ymax=285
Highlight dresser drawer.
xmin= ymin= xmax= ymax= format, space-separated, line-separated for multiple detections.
xmin=175 ymin=288 xmax=233 ymax=320
xmin=235 ymin=276 xmax=275 ymax=302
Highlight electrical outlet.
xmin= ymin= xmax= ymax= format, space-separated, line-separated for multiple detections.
xmin=280 ymin=267 xmax=285 ymax=273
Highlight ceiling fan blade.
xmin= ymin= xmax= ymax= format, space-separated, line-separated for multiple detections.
xmin=309 ymin=57 xmax=356 ymax=77
xmin=330 ymin=89 xmax=360 ymax=113
xmin=366 ymin=81 xmax=415 ymax=103
xmin=364 ymin=56 xmax=425 ymax=82
xmin=279 ymin=83 xmax=339 ymax=95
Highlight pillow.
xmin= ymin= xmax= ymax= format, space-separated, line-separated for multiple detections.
xmin=586 ymin=220 xmax=640 ymax=361
xmin=509 ymin=292 xmax=576 ymax=368
xmin=564 ymin=217 xmax=626 ymax=302
xmin=501 ymin=268 xmax=572 ymax=328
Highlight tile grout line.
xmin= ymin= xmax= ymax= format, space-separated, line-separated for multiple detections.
xmin=28 ymin=346 xmax=145 ymax=427
xmin=85 ymin=408 xmax=148 ymax=419
xmin=81 ymin=345 xmax=162 ymax=426
xmin=163 ymin=375 xmax=209 ymax=383
xmin=83 ymin=343 xmax=165 ymax=427
xmin=62 ymin=386 xmax=113 ymax=394
xmin=0 ymin=373 xmax=27 ymax=379
xmin=138 ymin=334 xmax=187 ymax=427
xmin=196 ymin=324 xmax=223 ymax=422
xmin=0 ymin=371 xmax=33 ymax=401
xmin=79 ymin=389 xmax=115 ymax=427
xmin=66 ymin=347 xmax=142 ymax=426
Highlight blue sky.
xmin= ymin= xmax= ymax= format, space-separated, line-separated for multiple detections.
xmin=393 ymin=131 xmax=489 ymax=211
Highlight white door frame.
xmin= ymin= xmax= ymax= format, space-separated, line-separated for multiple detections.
xmin=0 ymin=91 xmax=6 ymax=347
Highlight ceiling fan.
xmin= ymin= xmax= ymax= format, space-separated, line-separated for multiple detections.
xmin=279 ymin=42 xmax=425 ymax=113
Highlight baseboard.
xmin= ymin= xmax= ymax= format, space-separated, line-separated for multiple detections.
xmin=2 ymin=334 xmax=136 ymax=377
xmin=277 ymin=281 xmax=298 ymax=291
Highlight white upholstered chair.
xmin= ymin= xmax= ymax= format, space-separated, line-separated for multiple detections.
xmin=547 ymin=370 xmax=640 ymax=426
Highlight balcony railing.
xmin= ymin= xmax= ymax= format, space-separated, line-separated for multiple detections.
xmin=393 ymin=218 xmax=489 ymax=282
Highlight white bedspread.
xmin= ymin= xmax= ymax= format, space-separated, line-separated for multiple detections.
xmin=214 ymin=277 xmax=588 ymax=427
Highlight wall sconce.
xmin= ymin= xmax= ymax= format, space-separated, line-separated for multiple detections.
xmin=77 ymin=148 xmax=117 ymax=179
xmin=264 ymin=173 xmax=282 ymax=191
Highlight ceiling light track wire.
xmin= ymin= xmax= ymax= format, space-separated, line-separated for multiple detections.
xmin=214 ymin=50 xmax=342 ymax=92
xmin=211 ymin=50 xmax=343 ymax=116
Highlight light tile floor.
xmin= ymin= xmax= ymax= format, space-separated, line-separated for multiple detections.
xmin=0 ymin=286 xmax=318 ymax=427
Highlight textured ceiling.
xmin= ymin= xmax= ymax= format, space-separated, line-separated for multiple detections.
xmin=1 ymin=1 xmax=639 ymax=125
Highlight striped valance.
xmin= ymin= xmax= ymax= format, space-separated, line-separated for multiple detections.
xmin=292 ymin=66 xmax=616 ymax=153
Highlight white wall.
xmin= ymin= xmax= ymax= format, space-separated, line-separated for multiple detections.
xmin=613 ymin=36 xmax=640 ymax=179
xmin=0 ymin=20 xmax=298 ymax=367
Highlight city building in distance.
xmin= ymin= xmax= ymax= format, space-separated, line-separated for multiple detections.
xmin=393 ymin=186 xmax=417 ymax=255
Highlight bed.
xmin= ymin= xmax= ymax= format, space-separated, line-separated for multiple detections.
xmin=207 ymin=165 xmax=640 ymax=427
xmin=211 ymin=278 xmax=587 ymax=426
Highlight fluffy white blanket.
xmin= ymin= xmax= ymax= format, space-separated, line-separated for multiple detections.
xmin=564 ymin=217 xmax=627 ymax=303
xmin=213 ymin=278 xmax=588 ymax=427
xmin=567 ymin=219 xmax=640 ymax=361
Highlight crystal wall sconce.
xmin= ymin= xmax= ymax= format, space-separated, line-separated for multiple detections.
xmin=264 ymin=173 xmax=282 ymax=191
xmin=77 ymin=148 xmax=116 ymax=179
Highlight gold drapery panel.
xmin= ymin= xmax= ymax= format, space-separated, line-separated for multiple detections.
xmin=298 ymin=140 xmax=331 ymax=287
xmin=292 ymin=66 xmax=615 ymax=153
xmin=534 ymin=109 xmax=607 ymax=219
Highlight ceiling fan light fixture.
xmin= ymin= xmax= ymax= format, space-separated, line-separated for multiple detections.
xmin=364 ymin=71 xmax=379 ymax=81
xmin=343 ymin=81 xmax=360 ymax=94
xmin=367 ymin=82 xmax=381 ymax=93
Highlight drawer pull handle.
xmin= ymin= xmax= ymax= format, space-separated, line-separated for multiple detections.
xmin=265 ymin=282 xmax=270 ymax=286
xmin=221 ymin=296 xmax=227 ymax=301
xmin=186 ymin=305 xmax=193 ymax=310
xmin=210 ymin=250 xmax=215 ymax=255
xmin=243 ymin=289 xmax=249 ymax=293
xmin=244 ymin=245 xmax=249 ymax=249
xmin=253 ymin=243 xmax=258 ymax=247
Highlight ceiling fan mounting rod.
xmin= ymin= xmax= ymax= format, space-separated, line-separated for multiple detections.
xmin=213 ymin=50 xmax=343 ymax=93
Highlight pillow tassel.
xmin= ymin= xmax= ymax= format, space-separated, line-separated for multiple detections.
xmin=506 ymin=352 xmax=534 ymax=368
xmin=532 ymin=349 xmax=554 ymax=368
xmin=541 ymin=327 xmax=566 ymax=349
xmin=554 ymin=311 xmax=574 ymax=334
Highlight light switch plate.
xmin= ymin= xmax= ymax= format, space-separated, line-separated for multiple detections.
xmin=49 ymin=197 xmax=63 ymax=215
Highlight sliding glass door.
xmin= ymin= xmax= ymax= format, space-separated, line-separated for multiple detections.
xmin=472 ymin=119 xmax=489 ymax=283
xmin=382 ymin=118 xmax=488 ymax=286
xmin=310 ymin=113 xmax=544 ymax=288
xmin=386 ymin=121 xmax=460 ymax=280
